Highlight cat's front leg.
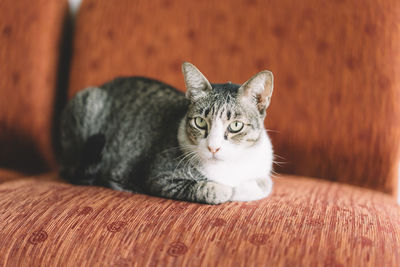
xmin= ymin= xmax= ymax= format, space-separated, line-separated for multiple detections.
xmin=147 ymin=172 xmax=233 ymax=205
xmin=231 ymin=177 xmax=273 ymax=202
xmin=189 ymin=180 xmax=233 ymax=204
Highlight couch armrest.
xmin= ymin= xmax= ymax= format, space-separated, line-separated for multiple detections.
xmin=0 ymin=0 xmax=69 ymax=173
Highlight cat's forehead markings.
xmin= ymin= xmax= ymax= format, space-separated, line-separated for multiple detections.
xmin=219 ymin=107 xmax=225 ymax=118
xmin=204 ymin=108 xmax=210 ymax=117
xmin=227 ymin=110 xmax=232 ymax=120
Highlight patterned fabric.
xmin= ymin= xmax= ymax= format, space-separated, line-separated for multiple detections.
xmin=0 ymin=0 xmax=68 ymax=172
xmin=1 ymin=1 xmax=399 ymax=265
xmin=68 ymin=0 xmax=400 ymax=195
xmin=0 ymin=174 xmax=399 ymax=266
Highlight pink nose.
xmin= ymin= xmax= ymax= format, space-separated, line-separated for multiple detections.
xmin=208 ymin=146 xmax=221 ymax=154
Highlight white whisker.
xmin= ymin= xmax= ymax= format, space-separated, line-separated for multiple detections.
xmin=265 ymin=128 xmax=280 ymax=133
xmin=273 ymin=154 xmax=286 ymax=160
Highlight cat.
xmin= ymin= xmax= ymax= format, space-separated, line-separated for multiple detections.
xmin=59 ymin=62 xmax=274 ymax=204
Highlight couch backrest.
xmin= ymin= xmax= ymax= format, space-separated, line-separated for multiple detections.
xmin=0 ymin=0 xmax=68 ymax=173
xmin=69 ymin=0 xmax=400 ymax=195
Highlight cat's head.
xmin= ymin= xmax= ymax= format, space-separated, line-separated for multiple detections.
xmin=178 ymin=62 xmax=273 ymax=163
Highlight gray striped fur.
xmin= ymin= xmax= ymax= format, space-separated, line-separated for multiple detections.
xmin=59 ymin=63 xmax=273 ymax=204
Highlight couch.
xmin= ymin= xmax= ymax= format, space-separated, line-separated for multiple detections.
xmin=0 ymin=0 xmax=399 ymax=266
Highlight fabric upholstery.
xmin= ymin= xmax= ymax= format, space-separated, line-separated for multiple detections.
xmin=0 ymin=0 xmax=68 ymax=173
xmin=0 ymin=168 xmax=24 ymax=183
xmin=68 ymin=0 xmax=400 ymax=195
xmin=1 ymin=1 xmax=399 ymax=266
xmin=0 ymin=174 xmax=399 ymax=266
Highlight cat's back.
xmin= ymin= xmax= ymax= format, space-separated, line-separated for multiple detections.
xmin=98 ymin=76 xmax=189 ymax=136
xmin=67 ymin=76 xmax=187 ymax=132
xmin=100 ymin=76 xmax=185 ymax=103
xmin=60 ymin=76 xmax=189 ymax=186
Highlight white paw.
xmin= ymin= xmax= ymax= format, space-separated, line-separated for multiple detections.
xmin=200 ymin=181 xmax=233 ymax=205
xmin=231 ymin=178 xmax=273 ymax=202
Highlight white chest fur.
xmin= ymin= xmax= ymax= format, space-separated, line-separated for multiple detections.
xmin=198 ymin=132 xmax=273 ymax=187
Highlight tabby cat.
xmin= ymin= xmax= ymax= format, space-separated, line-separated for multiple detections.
xmin=60 ymin=62 xmax=274 ymax=204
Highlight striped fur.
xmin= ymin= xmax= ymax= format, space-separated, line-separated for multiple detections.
xmin=60 ymin=63 xmax=274 ymax=204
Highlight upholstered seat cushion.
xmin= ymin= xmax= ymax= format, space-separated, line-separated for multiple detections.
xmin=0 ymin=169 xmax=24 ymax=183
xmin=0 ymin=174 xmax=398 ymax=266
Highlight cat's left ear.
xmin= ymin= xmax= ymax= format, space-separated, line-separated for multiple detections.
xmin=238 ymin=70 xmax=274 ymax=114
xmin=182 ymin=62 xmax=212 ymax=101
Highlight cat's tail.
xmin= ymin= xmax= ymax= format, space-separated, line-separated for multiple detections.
xmin=59 ymin=87 xmax=109 ymax=185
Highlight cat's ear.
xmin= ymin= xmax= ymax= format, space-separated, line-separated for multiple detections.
xmin=182 ymin=62 xmax=212 ymax=101
xmin=238 ymin=70 xmax=274 ymax=114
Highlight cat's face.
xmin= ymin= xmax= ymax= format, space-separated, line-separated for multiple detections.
xmin=180 ymin=62 xmax=273 ymax=163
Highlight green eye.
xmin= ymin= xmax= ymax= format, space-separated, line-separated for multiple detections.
xmin=228 ymin=121 xmax=244 ymax=133
xmin=194 ymin=117 xmax=207 ymax=129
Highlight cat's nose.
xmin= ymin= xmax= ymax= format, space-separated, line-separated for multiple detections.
xmin=208 ymin=146 xmax=221 ymax=154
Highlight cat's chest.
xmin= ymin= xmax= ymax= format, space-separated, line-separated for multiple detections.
xmin=199 ymin=146 xmax=273 ymax=187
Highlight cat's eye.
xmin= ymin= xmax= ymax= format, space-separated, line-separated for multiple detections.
xmin=194 ymin=117 xmax=207 ymax=129
xmin=228 ymin=121 xmax=244 ymax=133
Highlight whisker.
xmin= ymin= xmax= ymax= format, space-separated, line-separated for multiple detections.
xmin=183 ymin=152 xmax=199 ymax=170
xmin=265 ymin=128 xmax=280 ymax=133
xmin=273 ymin=154 xmax=286 ymax=160
xmin=159 ymin=146 xmax=183 ymax=155
xmin=175 ymin=152 xmax=194 ymax=169
xmin=174 ymin=150 xmax=198 ymax=173
xmin=270 ymin=171 xmax=280 ymax=178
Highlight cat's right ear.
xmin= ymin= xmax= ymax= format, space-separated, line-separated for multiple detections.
xmin=182 ymin=62 xmax=212 ymax=101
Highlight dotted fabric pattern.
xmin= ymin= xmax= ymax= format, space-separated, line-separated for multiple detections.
xmin=69 ymin=0 xmax=400 ymax=195
xmin=0 ymin=174 xmax=399 ymax=266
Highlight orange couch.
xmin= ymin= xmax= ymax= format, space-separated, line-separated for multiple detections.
xmin=1 ymin=0 xmax=399 ymax=266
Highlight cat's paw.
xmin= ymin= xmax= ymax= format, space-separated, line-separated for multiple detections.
xmin=198 ymin=181 xmax=233 ymax=205
xmin=231 ymin=178 xmax=273 ymax=202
